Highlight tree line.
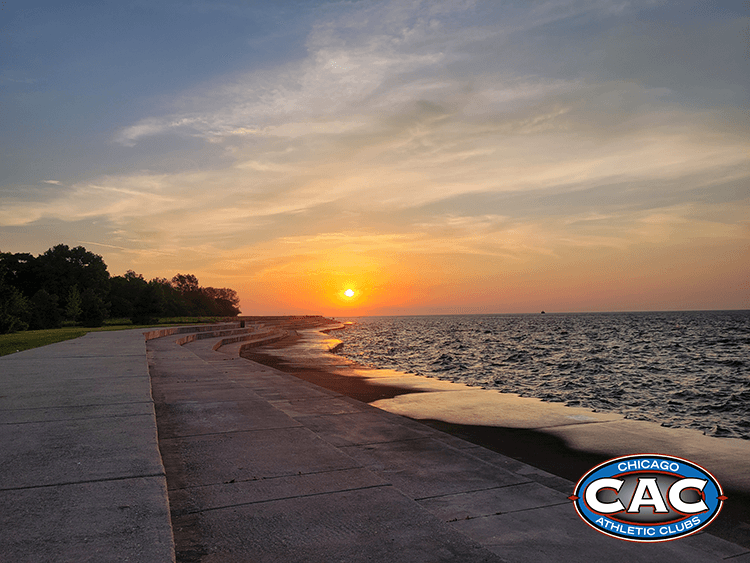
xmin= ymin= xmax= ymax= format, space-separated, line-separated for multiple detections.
xmin=0 ymin=244 xmax=241 ymax=333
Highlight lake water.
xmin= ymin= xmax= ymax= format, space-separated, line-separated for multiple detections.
xmin=333 ymin=311 xmax=750 ymax=440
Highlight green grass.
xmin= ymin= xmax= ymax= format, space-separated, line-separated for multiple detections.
xmin=0 ymin=317 xmax=231 ymax=357
xmin=0 ymin=327 xmax=91 ymax=356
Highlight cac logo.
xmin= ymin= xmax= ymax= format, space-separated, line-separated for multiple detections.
xmin=570 ymin=454 xmax=726 ymax=542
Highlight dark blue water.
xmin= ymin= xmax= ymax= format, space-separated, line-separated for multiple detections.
xmin=334 ymin=311 xmax=750 ymax=440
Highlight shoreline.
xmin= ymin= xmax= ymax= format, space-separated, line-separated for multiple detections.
xmin=241 ymin=325 xmax=750 ymax=549
xmin=240 ymin=330 xmax=612 ymax=481
xmin=241 ymin=330 xmax=428 ymax=403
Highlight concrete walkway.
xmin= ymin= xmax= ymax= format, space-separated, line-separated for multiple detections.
xmin=0 ymin=329 xmax=175 ymax=563
xmin=2 ymin=324 xmax=749 ymax=562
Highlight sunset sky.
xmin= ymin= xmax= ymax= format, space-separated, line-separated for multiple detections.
xmin=2 ymin=0 xmax=748 ymax=315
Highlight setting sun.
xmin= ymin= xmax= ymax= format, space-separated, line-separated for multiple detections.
xmin=344 ymin=288 xmax=355 ymax=297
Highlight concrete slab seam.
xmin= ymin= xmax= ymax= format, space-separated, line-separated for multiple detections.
xmin=6 ymin=354 xmax=150 ymax=360
xmin=414 ymin=482 xmax=538 ymax=502
xmin=476 ymin=500 xmax=580 ymax=520
xmin=153 ymin=399 xmax=256 ymax=406
xmin=0 ymin=472 xmax=168 ymax=492
xmin=156 ymin=424 xmax=305 ymax=441
xmin=0 ymin=400 xmax=155 ymax=413
xmin=268 ymin=396 xmax=352 ymax=405
xmin=447 ymin=500 xmax=573 ymax=523
xmin=167 ymin=465 xmax=375 ymax=492
xmin=0 ymin=412 xmax=160 ymax=426
xmin=174 ymin=483 xmax=395 ymax=516
xmin=338 ymin=436 xmax=444 ymax=449
xmin=165 ymin=465 xmax=369 ymax=493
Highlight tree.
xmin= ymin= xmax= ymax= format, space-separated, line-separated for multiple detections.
xmin=109 ymin=270 xmax=148 ymax=318
xmin=80 ymin=288 xmax=107 ymax=327
xmin=131 ymin=281 xmax=164 ymax=325
xmin=171 ymin=273 xmax=200 ymax=294
xmin=171 ymin=274 xmax=209 ymax=316
xmin=35 ymin=245 xmax=109 ymax=312
xmin=1 ymin=246 xmax=243 ymax=330
xmin=0 ymin=283 xmax=29 ymax=333
xmin=65 ymin=286 xmax=83 ymax=323
xmin=151 ymin=277 xmax=187 ymax=317
xmin=0 ymin=256 xmax=30 ymax=333
xmin=0 ymin=252 xmax=39 ymax=297
xmin=202 ymin=287 xmax=241 ymax=316
xmin=169 ymin=275 xmax=241 ymax=316
xmin=29 ymin=289 xmax=62 ymax=330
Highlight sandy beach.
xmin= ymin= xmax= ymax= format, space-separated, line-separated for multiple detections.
xmin=241 ymin=323 xmax=750 ymax=549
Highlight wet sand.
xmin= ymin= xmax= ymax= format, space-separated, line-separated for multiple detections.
xmin=241 ymin=326 xmax=750 ymax=549
xmin=241 ymin=330 xmax=427 ymax=403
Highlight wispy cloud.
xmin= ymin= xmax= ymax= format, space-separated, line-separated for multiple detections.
xmin=11 ymin=2 xmax=750 ymax=237
xmin=16 ymin=2 xmax=750 ymax=230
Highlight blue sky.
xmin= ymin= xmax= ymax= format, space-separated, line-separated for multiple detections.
xmin=1 ymin=0 xmax=748 ymax=314
xmin=2 ymin=1 xmax=312 ymax=178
